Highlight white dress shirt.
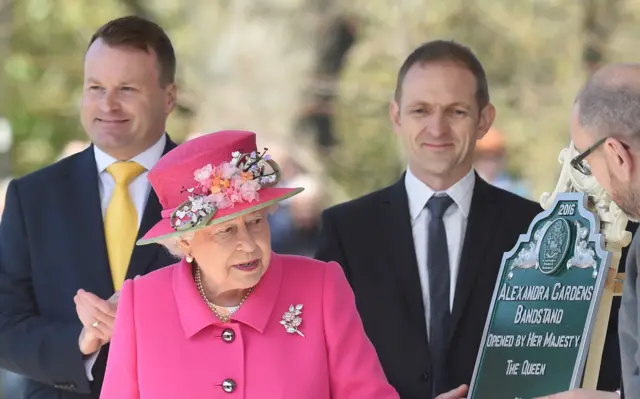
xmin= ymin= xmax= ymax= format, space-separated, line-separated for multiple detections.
xmin=85 ymin=134 xmax=166 ymax=380
xmin=94 ymin=134 xmax=166 ymax=225
xmin=404 ymin=167 xmax=475 ymax=338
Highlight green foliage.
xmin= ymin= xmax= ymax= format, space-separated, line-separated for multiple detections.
xmin=4 ymin=0 xmax=190 ymax=176
xmin=330 ymin=0 xmax=589 ymax=201
xmin=7 ymin=0 xmax=640 ymax=203
xmin=6 ymin=1 xmax=124 ymax=175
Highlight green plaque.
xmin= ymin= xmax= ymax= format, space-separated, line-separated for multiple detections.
xmin=468 ymin=192 xmax=611 ymax=399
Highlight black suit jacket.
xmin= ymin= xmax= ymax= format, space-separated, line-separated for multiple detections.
xmin=603 ymin=221 xmax=638 ymax=398
xmin=0 ymin=137 xmax=177 ymax=398
xmin=315 ymin=173 xmax=542 ymax=399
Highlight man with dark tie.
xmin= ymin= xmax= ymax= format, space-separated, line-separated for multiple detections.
xmin=315 ymin=40 xmax=541 ymax=398
xmin=0 ymin=16 xmax=178 ymax=398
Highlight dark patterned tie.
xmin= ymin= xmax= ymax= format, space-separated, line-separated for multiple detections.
xmin=426 ymin=194 xmax=454 ymax=397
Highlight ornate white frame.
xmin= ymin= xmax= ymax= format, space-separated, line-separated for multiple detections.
xmin=540 ymin=142 xmax=631 ymax=388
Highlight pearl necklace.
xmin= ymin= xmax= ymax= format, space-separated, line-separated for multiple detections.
xmin=194 ymin=266 xmax=253 ymax=323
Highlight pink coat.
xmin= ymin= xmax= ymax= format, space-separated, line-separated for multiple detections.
xmin=100 ymin=253 xmax=399 ymax=398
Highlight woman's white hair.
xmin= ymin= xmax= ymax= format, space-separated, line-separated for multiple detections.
xmin=156 ymin=205 xmax=279 ymax=259
xmin=158 ymin=232 xmax=194 ymax=259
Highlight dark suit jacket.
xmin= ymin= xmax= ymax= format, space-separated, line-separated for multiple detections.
xmin=0 ymin=137 xmax=177 ymax=398
xmin=599 ymin=221 xmax=638 ymax=396
xmin=315 ymin=173 xmax=542 ymax=399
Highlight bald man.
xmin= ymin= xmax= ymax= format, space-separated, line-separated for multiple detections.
xmin=537 ymin=64 xmax=640 ymax=399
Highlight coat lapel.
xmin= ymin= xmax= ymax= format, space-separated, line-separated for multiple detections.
xmin=450 ymin=176 xmax=499 ymax=335
xmin=125 ymin=188 xmax=164 ymax=280
xmin=64 ymin=146 xmax=115 ymax=299
xmin=383 ymin=177 xmax=429 ymax=342
xmin=126 ymin=137 xmax=177 ymax=279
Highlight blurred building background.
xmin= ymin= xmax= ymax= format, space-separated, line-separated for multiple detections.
xmin=6 ymin=0 xmax=637 ymax=202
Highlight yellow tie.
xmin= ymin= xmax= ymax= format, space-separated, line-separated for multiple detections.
xmin=104 ymin=161 xmax=145 ymax=291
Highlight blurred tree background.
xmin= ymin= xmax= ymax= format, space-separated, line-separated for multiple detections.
xmin=3 ymin=0 xmax=638 ymax=202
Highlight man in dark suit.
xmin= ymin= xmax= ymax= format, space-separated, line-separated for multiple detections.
xmin=0 ymin=16 xmax=179 ymax=398
xmin=315 ymin=40 xmax=542 ymax=399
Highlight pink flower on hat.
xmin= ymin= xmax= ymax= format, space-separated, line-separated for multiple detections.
xmin=193 ymin=164 xmax=214 ymax=188
xmin=220 ymin=162 xmax=237 ymax=180
xmin=239 ymin=179 xmax=261 ymax=202
xmin=171 ymin=147 xmax=279 ymax=231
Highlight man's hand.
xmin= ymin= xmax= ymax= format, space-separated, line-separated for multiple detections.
xmin=75 ymin=289 xmax=119 ymax=355
xmin=435 ymin=384 xmax=468 ymax=399
xmin=535 ymin=389 xmax=619 ymax=399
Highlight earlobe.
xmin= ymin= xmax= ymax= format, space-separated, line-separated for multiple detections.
xmin=178 ymin=237 xmax=191 ymax=252
xmin=477 ymin=103 xmax=496 ymax=140
xmin=605 ymin=139 xmax=633 ymax=181
xmin=165 ymin=83 xmax=177 ymax=114
xmin=389 ymin=100 xmax=401 ymax=129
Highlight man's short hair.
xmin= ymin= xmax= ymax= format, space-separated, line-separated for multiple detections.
xmin=88 ymin=16 xmax=176 ymax=87
xmin=394 ymin=40 xmax=490 ymax=110
xmin=577 ymin=81 xmax=640 ymax=140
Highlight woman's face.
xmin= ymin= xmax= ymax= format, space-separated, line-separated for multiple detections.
xmin=181 ymin=209 xmax=272 ymax=293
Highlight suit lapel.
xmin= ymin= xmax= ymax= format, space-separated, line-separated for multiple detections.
xmin=64 ymin=146 xmax=115 ymax=298
xmin=125 ymin=188 xmax=164 ymax=279
xmin=450 ymin=176 xmax=499 ymax=335
xmin=383 ymin=177 xmax=429 ymax=341
xmin=126 ymin=137 xmax=177 ymax=279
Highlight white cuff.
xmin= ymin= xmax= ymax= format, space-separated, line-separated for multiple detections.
xmin=84 ymin=349 xmax=100 ymax=381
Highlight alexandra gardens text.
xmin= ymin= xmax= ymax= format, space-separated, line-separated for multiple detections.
xmin=485 ymin=282 xmax=593 ymax=350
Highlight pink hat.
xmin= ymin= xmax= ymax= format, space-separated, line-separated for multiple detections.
xmin=137 ymin=130 xmax=303 ymax=245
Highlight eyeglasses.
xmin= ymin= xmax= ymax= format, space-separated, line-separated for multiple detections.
xmin=570 ymin=137 xmax=607 ymax=175
xmin=570 ymin=137 xmax=630 ymax=175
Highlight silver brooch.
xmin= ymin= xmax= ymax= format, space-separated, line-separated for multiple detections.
xmin=280 ymin=304 xmax=304 ymax=337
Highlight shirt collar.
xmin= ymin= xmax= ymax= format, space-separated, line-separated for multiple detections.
xmin=93 ymin=133 xmax=167 ymax=174
xmin=404 ymin=167 xmax=476 ymax=221
xmin=174 ymin=252 xmax=283 ymax=338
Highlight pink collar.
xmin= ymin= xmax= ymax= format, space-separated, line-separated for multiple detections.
xmin=173 ymin=252 xmax=283 ymax=338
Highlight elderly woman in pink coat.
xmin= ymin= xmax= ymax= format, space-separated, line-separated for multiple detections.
xmin=99 ymin=130 xmax=468 ymax=399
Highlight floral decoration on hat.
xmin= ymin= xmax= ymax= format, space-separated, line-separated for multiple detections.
xmin=170 ymin=148 xmax=280 ymax=231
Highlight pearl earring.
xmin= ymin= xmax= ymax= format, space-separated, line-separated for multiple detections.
xmin=185 ymin=255 xmax=194 ymax=263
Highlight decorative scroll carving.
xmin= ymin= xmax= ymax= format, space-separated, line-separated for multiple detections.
xmin=539 ymin=141 xmax=630 ymax=389
xmin=540 ymin=143 xmax=631 ymax=251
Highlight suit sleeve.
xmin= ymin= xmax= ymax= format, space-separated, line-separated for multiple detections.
xmin=322 ymin=261 xmax=399 ymax=398
xmin=100 ymin=279 xmax=139 ymax=399
xmin=0 ymin=179 xmax=90 ymax=392
xmin=619 ymin=233 xmax=640 ymax=397
xmin=314 ymin=210 xmax=351 ymax=282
